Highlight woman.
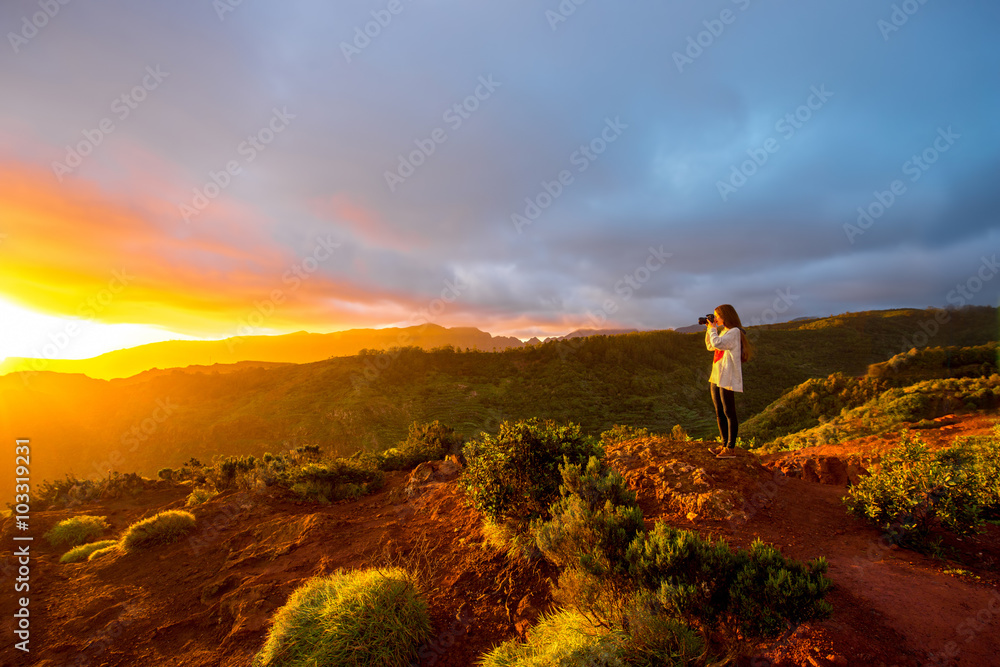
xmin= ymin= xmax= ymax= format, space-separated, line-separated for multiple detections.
xmin=705 ymin=304 xmax=752 ymax=458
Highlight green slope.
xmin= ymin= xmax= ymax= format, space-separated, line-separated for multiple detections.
xmin=0 ymin=306 xmax=995 ymax=497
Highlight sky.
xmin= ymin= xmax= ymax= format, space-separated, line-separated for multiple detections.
xmin=1 ymin=0 xmax=998 ymax=361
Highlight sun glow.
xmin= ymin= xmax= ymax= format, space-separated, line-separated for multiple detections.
xmin=0 ymin=296 xmax=197 ymax=364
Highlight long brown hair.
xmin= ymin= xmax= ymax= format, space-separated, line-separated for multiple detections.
xmin=715 ymin=304 xmax=753 ymax=363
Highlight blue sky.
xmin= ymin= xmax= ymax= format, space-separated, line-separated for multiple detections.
xmin=1 ymin=0 xmax=998 ymax=356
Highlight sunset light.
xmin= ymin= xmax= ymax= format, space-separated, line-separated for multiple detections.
xmin=0 ymin=3 xmax=998 ymax=664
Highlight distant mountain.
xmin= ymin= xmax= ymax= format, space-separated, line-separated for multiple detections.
xmin=549 ymin=328 xmax=640 ymax=341
xmin=0 ymin=324 xmax=527 ymax=380
xmin=2 ymin=306 xmax=994 ymax=500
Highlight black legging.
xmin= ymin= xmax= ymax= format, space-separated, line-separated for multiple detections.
xmin=710 ymin=383 xmax=738 ymax=447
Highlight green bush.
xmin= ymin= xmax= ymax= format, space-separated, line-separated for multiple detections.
xmin=627 ymin=525 xmax=831 ymax=643
xmin=478 ymin=609 xmax=627 ymax=667
xmin=186 ymin=486 xmax=219 ymax=506
xmin=376 ymin=420 xmax=462 ymax=471
xmin=120 ymin=510 xmax=196 ymax=552
xmin=290 ymin=460 xmax=384 ymax=503
xmin=461 ymin=419 xmax=601 ymax=523
xmin=845 ymin=431 xmax=999 ymax=545
xmin=533 ymin=458 xmax=643 ymax=577
xmin=60 ymin=539 xmax=118 ymax=563
xmin=209 ymin=454 xmax=258 ymax=491
xmin=599 ymin=424 xmax=651 ymax=447
xmin=44 ymin=515 xmax=110 ymax=548
xmin=254 ymin=567 xmax=431 ymax=667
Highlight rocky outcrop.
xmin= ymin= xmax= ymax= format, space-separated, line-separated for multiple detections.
xmin=764 ymin=454 xmax=875 ymax=486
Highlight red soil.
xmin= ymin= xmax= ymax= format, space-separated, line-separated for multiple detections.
xmin=1 ymin=416 xmax=998 ymax=666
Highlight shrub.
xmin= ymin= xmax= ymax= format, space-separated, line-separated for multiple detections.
xmin=533 ymin=457 xmax=643 ymax=577
xmin=461 ymin=419 xmax=601 ymax=523
xmin=157 ymin=467 xmax=174 ymax=481
xmin=44 ymin=515 xmax=110 ymax=548
xmin=60 ymin=539 xmax=118 ymax=564
xmin=599 ymin=424 xmax=651 ymax=447
xmin=120 ymin=510 xmax=196 ymax=552
xmin=253 ymin=567 xmax=431 ymax=667
xmin=478 ymin=609 xmax=627 ymax=667
xmin=208 ymin=454 xmax=258 ymax=491
xmin=186 ymin=486 xmax=219 ymax=506
xmin=626 ymin=524 xmax=831 ymax=644
xmin=377 ymin=421 xmax=462 ymax=471
xmin=290 ymin=460 xmax=384 ymax=503
xmin=846 ymin=431 xmax=999 ymax=544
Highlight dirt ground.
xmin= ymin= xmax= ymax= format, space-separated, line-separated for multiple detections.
xmin=1 ymin=414 xmax=998 ymax=667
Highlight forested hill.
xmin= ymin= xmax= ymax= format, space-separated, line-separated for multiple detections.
xmin=0 ymin=306 xmax=994 ymax=495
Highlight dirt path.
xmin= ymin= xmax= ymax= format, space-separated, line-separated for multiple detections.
xmin=714 ymin=474 xmax=1000 ymax=666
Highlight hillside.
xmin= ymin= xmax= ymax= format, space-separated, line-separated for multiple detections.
xmin=743 ymin=342 xmax=999 ymax=446
xmin=0 ymin=324 xmax=530 ymax=380
xmin=0 ymin=307 xmax=995 ymax=499
xmin=2 ymin=428 xmax=998 ymax=666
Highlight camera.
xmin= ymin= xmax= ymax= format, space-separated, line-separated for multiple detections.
xmin=698 ymin=314 xmax=716 ymax=325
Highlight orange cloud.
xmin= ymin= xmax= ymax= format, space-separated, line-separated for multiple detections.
xmin=0 ymin=164 xmax=422 ymax=337
xmin=310 ymin=193 xmax=425 ymax=252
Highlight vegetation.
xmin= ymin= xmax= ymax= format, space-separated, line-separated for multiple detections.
xmin=59 ymin=539 xmax=118 ymax=564
xmin=88 ymin=544 xmax=120 ymax=561
xmin=478 ymin=609 xmax=629 ymax=667
xmin=368 ymin=420 xmax=461 ymax=471
xmin=8 ymin=307 xmax=995 ymax=500
xmin=845 ymin=430 xmax=1000 ymax=547
xmin=44 ymin=515 xmax=110 ymax=548
xmin=758 ymin=375 xmax=1000 ymax=453
xmin=120 ymin=510 xmax=196 ymax=552
xmin=493 ymin=453 xmax=831 ymax=662
xmin=253 ymin=567 xmax=431 ymax=667
xmin=460 ymin=419 xmax=602 ymax=523
xmin=746 ymin=342 xmax=999 ymax=451
xmin=185 ymin=486 xmax=219 ymax=506
xmin=32 ymin=472 xmax=147 ymax=511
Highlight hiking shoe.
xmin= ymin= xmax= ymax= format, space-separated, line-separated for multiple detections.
xmin=715 ymin=448 xmax=737 ymax=459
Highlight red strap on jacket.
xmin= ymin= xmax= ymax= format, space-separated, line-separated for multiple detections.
xmin=713 ymin=349 xmax=724 ymax=363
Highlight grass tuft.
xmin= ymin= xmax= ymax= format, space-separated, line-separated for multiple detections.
xmin=60 ymin=539 xmax=118 ymax=563
xmin=88 ymin=544 xmax=121 ymax=561
xmin=120 ymin=510 xmax=196 ymax=552
xmin=254 ymin=567 xmax=431 ymax=667
xmin=478 ymin=608 xmax=626 ymax=666
xmin=43 ymin=515 xmax=110 ymax=548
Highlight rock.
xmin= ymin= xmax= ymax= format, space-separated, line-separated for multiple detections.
xmin=405 ymin=459 xmax=463 ymax=498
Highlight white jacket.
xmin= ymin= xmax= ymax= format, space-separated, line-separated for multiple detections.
xmin=706 ymin=326 xmax=743 ymax=392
